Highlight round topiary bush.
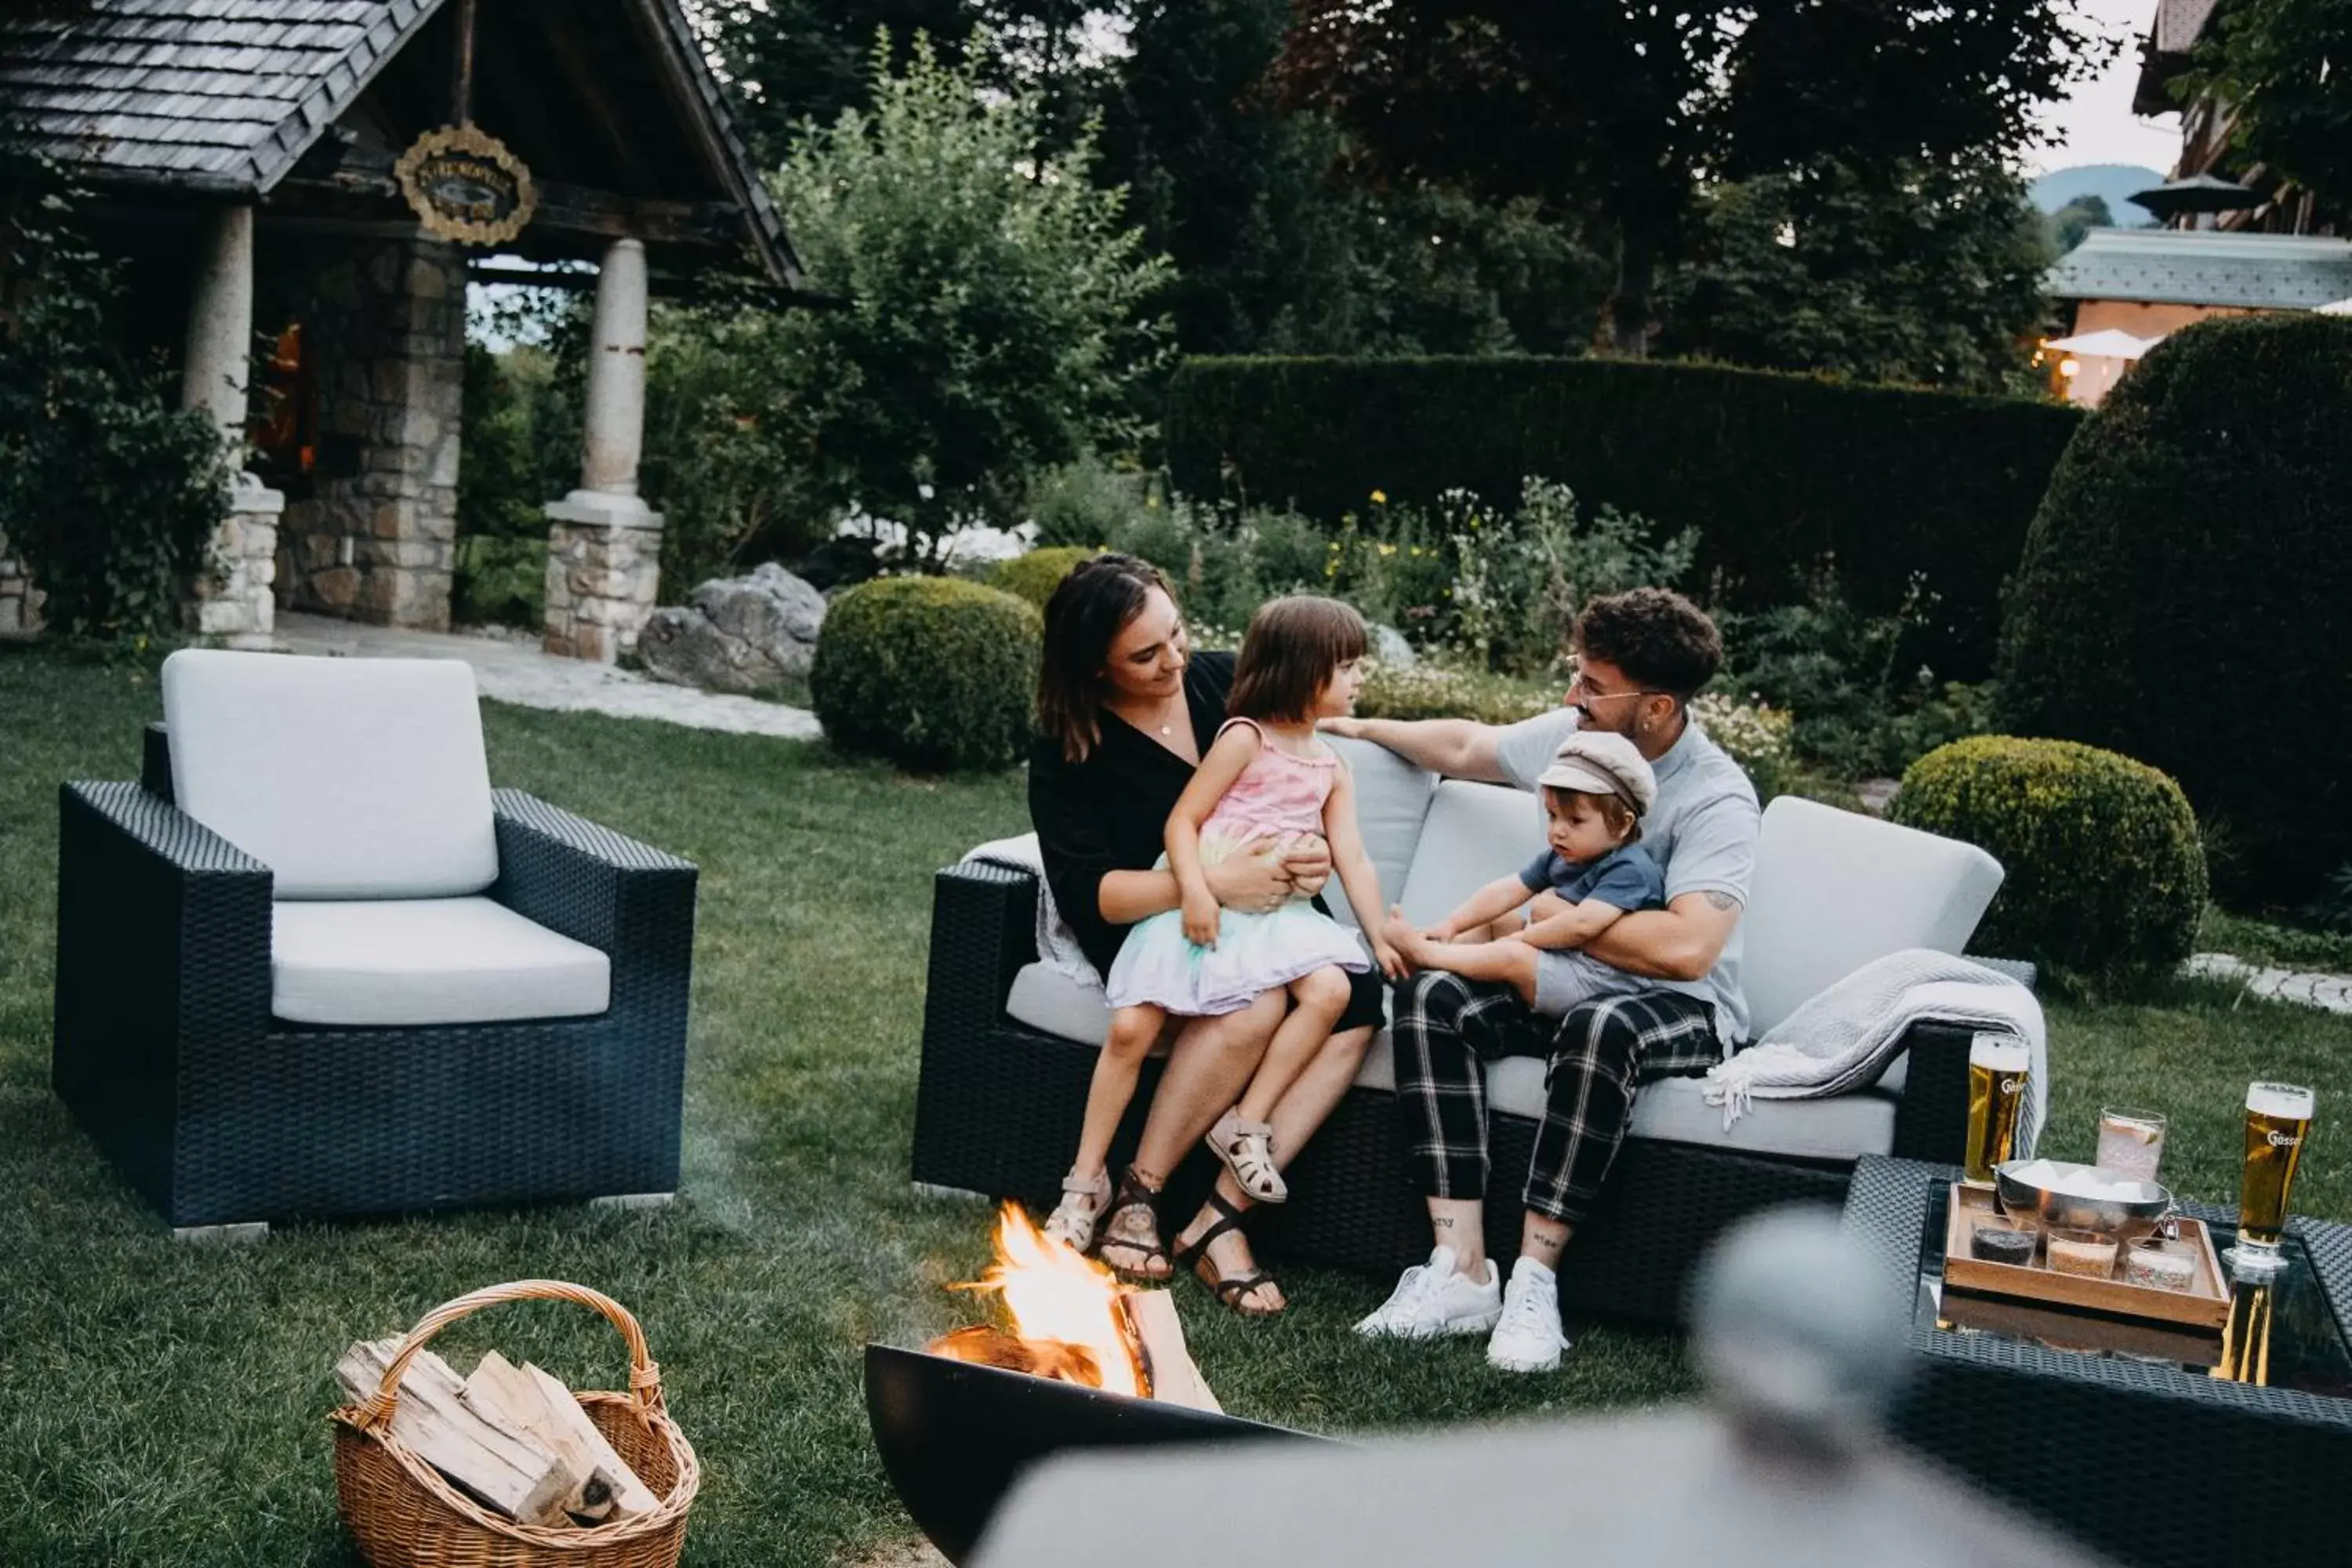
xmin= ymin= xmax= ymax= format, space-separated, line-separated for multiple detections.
xmin=984 ymin=546 xmax=1098 ymax=612
xmin=809 ymin=576 xmax=1042 ymax=771
xmin=1890 ymin=735 xmax=2206 ymax=989
xmin=1995 ymin=313 xmax=2352 ymax=908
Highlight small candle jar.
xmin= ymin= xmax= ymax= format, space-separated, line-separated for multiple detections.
xmin=1971 ymin=1220 xmax=2039 ymax=1266
xmin=2125 ymin=1238 xmax=2197 ymax=1293
xmin=2046 ymin=1227 xmax=2119 ymax=1279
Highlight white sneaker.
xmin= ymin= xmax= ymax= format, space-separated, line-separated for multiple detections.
xmin=1353 ymin=1246 xmax=1503 ymax=1339
xmin=1485 ymin=1258 xmax=1569 ymax=1373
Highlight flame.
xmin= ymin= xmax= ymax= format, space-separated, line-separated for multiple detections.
xmin=950 ymin=1203 xmax=1147 ymax=1399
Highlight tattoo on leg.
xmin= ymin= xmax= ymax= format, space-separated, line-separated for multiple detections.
xmin=1432 ymin=1215 xmax=1454 ymax=1230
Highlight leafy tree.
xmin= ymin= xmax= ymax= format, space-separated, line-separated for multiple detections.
xmin=2186 ymin=0 xmax=2352 ymax=217
xmin=1271 ymin=0 xmax=2106 ymax=355
xmin=2047 ymin=193 xmax=2114 ymax=253
xmin=691 ymin=0 xmax=984 ymax=164
xmin=761 ymin=36 xmax=1173 ymax=552
xmin=0 ymin=155 xmax=230 ymax=637
xmin=1657 ymin=156 xmax=2052 ymax=392
xmin=1099 ymin=0 xmax=1606 ymax=354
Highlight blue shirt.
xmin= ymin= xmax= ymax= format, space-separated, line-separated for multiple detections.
xmin=1494 ymin=711 xmax=1761 ymax=1044
xmin=1518 ymin=842 xmax=1668 ymax=913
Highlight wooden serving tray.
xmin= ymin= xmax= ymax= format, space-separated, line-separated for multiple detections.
xmin=1941 ymin=1181 xmax=2230 ymax=1330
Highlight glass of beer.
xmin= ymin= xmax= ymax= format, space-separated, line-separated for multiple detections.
xmin=1963 ymin=1035 xmax=2031 ymax=1184
xmin=2234 ymin=1081 xmax=2315 ymax=1268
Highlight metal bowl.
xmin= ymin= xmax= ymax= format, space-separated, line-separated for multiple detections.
xmin=1994 ymin=1160 xmax=2173 ymax=1239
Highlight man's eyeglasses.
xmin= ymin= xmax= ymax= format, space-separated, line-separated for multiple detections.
xmin=1567 ymin=675 xmax=1667 ymax=706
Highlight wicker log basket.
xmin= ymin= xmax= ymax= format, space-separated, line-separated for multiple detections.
xmin=331 ymin=1279 xmax=701 ymax=1568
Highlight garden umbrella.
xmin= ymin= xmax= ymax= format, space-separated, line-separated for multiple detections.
xmin=2046 ymin=328 xmax=2161 ymax=361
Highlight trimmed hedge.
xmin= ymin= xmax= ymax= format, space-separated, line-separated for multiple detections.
xmin=1997 ymin=314 xmax=2352 ymax=908
xmin=1163 ymin=356 xmax=2082 ymax=679
xmin=810 ymin=576 xmax=1042 ymax=772
xmin=1890 ymin=736 xmax=2206 ymax=990
xmin=984 ymin=546 xmax=1098 ymax=612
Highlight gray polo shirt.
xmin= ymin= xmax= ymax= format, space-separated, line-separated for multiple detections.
xmin=1496 ymin=708 xmax=1759 ymax=1045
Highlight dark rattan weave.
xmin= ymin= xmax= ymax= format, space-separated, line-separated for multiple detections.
xmin=1846 ymin=1157 xmax=2352 ymax=1568
xmin=53 ymin=747 xmax=699 ymax=1229
xmin=913 ymin=863 xmax=1982 ymax=1326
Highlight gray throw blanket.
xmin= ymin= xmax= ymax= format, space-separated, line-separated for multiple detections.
xmin=959 ymin=833 xmax=1104 ymax=990
xmin=1702 ymin=948 xmax=2045 ymax=1151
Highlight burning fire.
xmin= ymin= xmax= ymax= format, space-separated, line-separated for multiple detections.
xmin=931 ymin=1203 xmax=1149 ymax=1399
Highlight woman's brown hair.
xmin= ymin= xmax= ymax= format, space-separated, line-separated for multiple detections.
xmin=1036 ymin=553 xmax=1182 ymax=763
xmin=1227 ymin=595 xmax=1367 ymax=724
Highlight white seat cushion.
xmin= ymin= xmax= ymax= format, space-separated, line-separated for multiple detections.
xmin=1004 ymin=963 xmax=1889 ymax=1162
xmin=1740 ymin=797 xmax=2005 ymax=1039
xmin=271 ymin=898 xmax=610 ymax=1026
xmin=1322 ymin=738 xmax=1438 ymax=931
xmin=162 ymin=650 xmax=498 ymax=900
xmin=1393 ymin=779 xmax=1548 ymax=928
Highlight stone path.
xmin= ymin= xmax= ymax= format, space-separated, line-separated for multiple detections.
xmin=2183 ymin=953 xmax=2352 ymax=1016
xmin=275 ymin=612 xmax=823 ymax=739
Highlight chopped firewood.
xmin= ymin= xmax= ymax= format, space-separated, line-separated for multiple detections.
xmin=928 ymin=1324 xmax=1104 ymax=1386
xmin=336 ymin=1338 xmax=584 ymax=1526
xmin=1123 ymin=1290 xmax=1221 ymax=1414
xmin=461 ymin=1352 xmax=661 ymax=1523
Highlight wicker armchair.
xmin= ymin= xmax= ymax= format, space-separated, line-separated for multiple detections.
xmin=53 ymin=654 xmax=696 ymax=1237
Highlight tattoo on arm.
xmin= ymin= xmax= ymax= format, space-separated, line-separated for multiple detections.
xmin=1704 ymin=891 xmax=1741 ymax=912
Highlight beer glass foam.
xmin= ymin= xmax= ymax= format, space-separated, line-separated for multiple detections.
xmin=2249 ymin=1083 xmax=2315 ymax=1122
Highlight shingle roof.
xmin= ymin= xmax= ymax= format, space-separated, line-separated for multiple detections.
xmin=0 ymin=0 xmax=442 ymax=194
xmin=2045 ymin=228 xmax=2352 ymax=310
xmin=0 ymin=0 xmax=800 ymax=285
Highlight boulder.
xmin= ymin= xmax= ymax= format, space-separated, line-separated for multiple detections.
xmin=638 ymin=563 xmax=826 ymax=695
xmin=1369 ymin=622 xmax=1417 ymax=670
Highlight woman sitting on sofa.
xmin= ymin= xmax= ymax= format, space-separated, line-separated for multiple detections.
xmin=1028 ymin=554 xmax=1384 ymax=1316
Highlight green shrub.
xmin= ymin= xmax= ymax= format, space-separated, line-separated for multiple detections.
xmin=1890 ymin=736 xmax=2207 ymax=990
xmin=809 ymin=576 xmax=1042 ymax=771
xmin=0 ymin=179 xmax=231 ymax=639
xmin=1996 ymin=314 xmax=2352 ymax=909
xmin=1164 ymin=355 xmax=2082 ymax=679
xmin=985 ymin=546 xmax=1099 ymax=612
xmin=1025 ymin=460 xmax=1156 ymax=547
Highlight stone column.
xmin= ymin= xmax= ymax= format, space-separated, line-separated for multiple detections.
xmin=543 ymin=237 xmax=664 ymax=662
xmin=181 ymin=204 xmax=282 ymax=647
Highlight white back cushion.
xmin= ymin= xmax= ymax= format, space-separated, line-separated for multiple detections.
xmin=1324 ymin=736 xmax=1438 ymax=931
xmin=1394 ymin=779 xmax=1548 ymax=928
xmin=162 ymin=650 xmax=498 ymax=899
xmin=1742 ymin=796 xmax=2004 ymax=1037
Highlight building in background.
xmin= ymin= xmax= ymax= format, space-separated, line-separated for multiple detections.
xmin=0 ymin=0 xmax=800 ymax=659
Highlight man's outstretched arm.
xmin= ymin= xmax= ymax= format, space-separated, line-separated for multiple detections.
xmin=1579 ymin=890 xmax=1742 ymax=983
xmin=1321 ymin=715 xmax=1508 ymax=782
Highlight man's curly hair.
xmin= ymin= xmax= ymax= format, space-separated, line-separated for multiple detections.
xmin=1571 ymin=588 xmax=1722 ymax=700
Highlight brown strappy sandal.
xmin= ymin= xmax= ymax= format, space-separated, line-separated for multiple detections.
xmin=1172 ymin=1189 xmax=1282 ymax=1317
xmin=1094 ymin=1165 xmax=1171 ymax=1283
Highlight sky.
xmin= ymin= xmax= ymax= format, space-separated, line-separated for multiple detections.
xmin=2027 ymin=0 xmax=2186 ymax=175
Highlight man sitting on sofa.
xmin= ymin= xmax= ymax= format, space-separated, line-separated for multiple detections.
xmin=1323 ymin=588 xmax=1760 ymax=1372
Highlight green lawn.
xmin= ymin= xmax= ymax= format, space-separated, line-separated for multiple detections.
xmin=1 ymin=644 xmax=2346 ymax=1565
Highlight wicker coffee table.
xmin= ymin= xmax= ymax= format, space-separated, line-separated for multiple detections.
xmin=1843 ymin=1156 xmax=2352 ymax=1568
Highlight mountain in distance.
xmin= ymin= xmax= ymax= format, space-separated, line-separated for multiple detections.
xmin=2031 ymin=164 xmax=2167 ymax=223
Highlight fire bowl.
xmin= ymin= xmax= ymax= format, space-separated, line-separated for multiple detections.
xmin=864 ymin=1341 xmax=1325 ymax=1563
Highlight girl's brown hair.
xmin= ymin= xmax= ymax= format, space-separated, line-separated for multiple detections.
xmin=1227 ymin=595 xmax=1368 ymax=724
xmin=1036 ymin=553 xmax=1182 ymax=763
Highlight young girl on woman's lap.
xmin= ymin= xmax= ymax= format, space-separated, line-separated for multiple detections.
xmin=1047 ymin=597 xmax=1404 ymax=1289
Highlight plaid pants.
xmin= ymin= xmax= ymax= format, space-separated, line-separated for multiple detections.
xmin=1391 ymin=971 xmax=1721 ymax=1226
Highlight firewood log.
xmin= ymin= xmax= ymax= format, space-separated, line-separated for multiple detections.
xmin=460 ymin=1351 xmax=660 ymax=1523
xmin=335 ymin=1338 xmax=582 ymax=1526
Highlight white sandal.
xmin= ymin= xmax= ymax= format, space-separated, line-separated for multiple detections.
xmin=1204 ymin=1111 xmax=1287 ymax=1203
xmin=1043 ymin=1169 xmax=1111 ymax=1252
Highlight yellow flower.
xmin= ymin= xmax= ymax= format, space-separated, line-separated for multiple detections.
xmin=1378 ymin=543 xmax=1396 ymax=557
xmin=1370 ymin=489 xmax=1388 ymax=505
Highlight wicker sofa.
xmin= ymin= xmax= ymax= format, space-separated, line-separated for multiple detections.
xmin=52 ymin=650 xmax=697 ymax=1237
xmin=913 ymin=737 xmax=2025 ymax=1327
